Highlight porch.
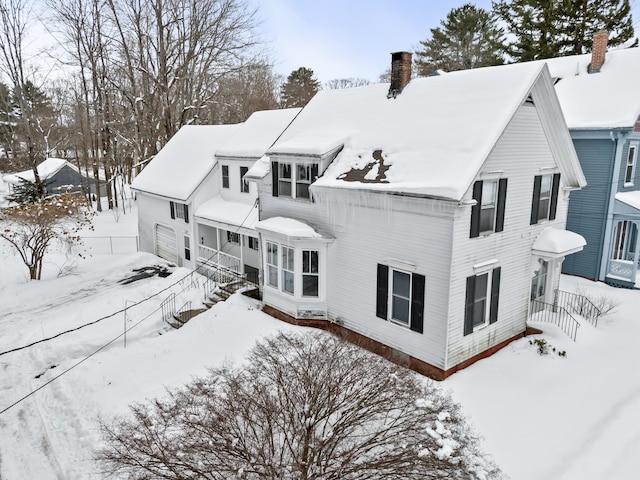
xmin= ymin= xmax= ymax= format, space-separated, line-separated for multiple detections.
xmin=606 ymin=195 xmax=640 ymax=288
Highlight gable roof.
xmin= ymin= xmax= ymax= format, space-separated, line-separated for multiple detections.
xmin=216 ymin=108 xmax=301 ymax=158
xmin=131 ymin=124 xmax=240 ymax=201
xmin=543 ymin=47 xmax=640 ymax=129
xmin=4 ymin=158 xmax=75 ymax=185
xmin=268 ymin=61 xmax=583 ymax=201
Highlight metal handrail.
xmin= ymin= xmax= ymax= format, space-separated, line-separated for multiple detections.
xmin=554 ymin=289 xmax=601 ymax=328
xmin=530 ymin=299 xmax=580 ymax=341
xmin=174 ymin=301 xmax=193 ymax=325
xmin=160 ymin=293 xmax=176 ymax=323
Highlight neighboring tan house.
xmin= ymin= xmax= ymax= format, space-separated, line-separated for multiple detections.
xmin=131 ymin=124 xmax=241 ymax=267
xmin=542 ymin=34 xmax=640 ymax=288
xmin=3 ymin=157 xmax=106 ymax=198
xmin=247 ymin=53 xmax=587 ymax=379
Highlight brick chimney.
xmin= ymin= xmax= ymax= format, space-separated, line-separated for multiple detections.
xmin=588 ymin=30 xmax=608 ymax=73
xmin=388 ymin=51 xmax=412 ymax=98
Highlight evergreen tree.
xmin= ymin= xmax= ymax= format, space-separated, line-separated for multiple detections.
xmin=415 ymin=3 xmax=505 ymax=75
xmin=559 ymin=0 xmax=637 ymax=54
xmin=493 ymin=0 xmax=637 ymax=61
xmin=280 ymin=67 xmax=320 ymax=108
xmin=6 ymin=178 xmax=51 ymax=205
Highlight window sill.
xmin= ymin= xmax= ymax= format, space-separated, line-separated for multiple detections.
xmin=624 ymin=182 xmax=634 ymax=188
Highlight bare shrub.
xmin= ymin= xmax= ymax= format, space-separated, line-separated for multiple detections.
xmin=97 ymin=331 xmax=500 ymax=479
xmin=574 ymin=286 xmax=620 ymax=316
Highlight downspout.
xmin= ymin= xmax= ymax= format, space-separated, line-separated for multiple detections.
xmin=598 ymin=130 xmax=627 ymax=280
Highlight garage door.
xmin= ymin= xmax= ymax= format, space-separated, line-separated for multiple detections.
xmin=155 ymin=224 xmax=178 ymax=263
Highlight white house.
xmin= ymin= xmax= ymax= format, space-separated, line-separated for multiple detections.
xmin=131 ymin=124 xmax=241 ymax=267
xmin=131 ymin=108 xmax=300 ymax=272
xmin=194 ymin=108 xmax=301 ymax=282
xmin=248 ymin=53 xmax=587 ymax=379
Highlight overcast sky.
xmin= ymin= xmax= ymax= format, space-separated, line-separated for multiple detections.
xmin=255 ymin=0 xmax=640 ymax=84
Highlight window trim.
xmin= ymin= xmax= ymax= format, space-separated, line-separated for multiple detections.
xmin=464 ymin=267 xmax=501 ymax=336
xmin=624 ymin=144 xmax=637 ymax=186
xmin=184 ymin=235 xmax=191 ymax=261
xmin=169 ymin=201 xmax=189 ymax=224
xmin=281 ymin=246 xmax=295 ymax=295
xmin=470 ymin=178 xmax=507 ymax=238
xmin=248 ymin=236 xmax=259 ymax=250
xmin=302 ymin=250 xmax=319 ymax=298
xmin=226 ymin=231 xmax=240 ymax=244
xmin=240 ymin=166 xmax=250 ymax=193
xmin=266 ymin=242 xmax=279 ymax=289
xmin=272 ymin=160 xmax=318 ymax=200
xmin=222 ymin=165 xmax=229 ymax=189
xmin=530 ymin=173 xmax=560 ymax=225
xmin=376 ymin=263 xmax=424 ymax=334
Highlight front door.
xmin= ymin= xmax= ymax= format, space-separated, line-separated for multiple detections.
xmin=531 ymin=259 xmax=548 ymax=311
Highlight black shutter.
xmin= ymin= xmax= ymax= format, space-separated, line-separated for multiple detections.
xmin=495 ymin=178 xmax=508 ymax=233
xmin=170 ymin=201 xmax=175 ymax=219
xmin=410 ymin=273 xmax=425 ymax=334
xmin=272 ymin=161 xmax=279 ymax=197
xmin=464 ymin=275 xmax=476 ymax=336
xmin=470 ymin=181 xmax=482 ymax=238
xmin=376 ymin=264 xmax=389 ymax=320
xmin=530 ymin=175 xmax=542 ymax=225
xmin=549 ymin=173 xmax=561 ymax=221
xmin=489 ymin=267 xmax=501 ymax=324
xmin=184 ymin=203 xmax=189 ymax=224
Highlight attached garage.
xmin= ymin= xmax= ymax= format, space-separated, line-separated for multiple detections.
xmin=155 ymin=224 xmax=178 ymax=263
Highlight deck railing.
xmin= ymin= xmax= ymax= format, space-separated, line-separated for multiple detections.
xmin=197 ymin=244 xmax=242 ymax=274
xmin=607 ymin=259 xmax=634 ymax=282
xmin=530 ymin=300 xmax=580 ymax=341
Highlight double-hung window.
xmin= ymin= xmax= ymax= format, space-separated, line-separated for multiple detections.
xmin=302 ymin=250 xmax=319 ymax=297
xmin=281 ymin=246 xmax=295 ymax=294
xmin=464 ymin=267 xmax=501 ymax=335
xmin=625 ymin=145 xmax=637 ymax=185
xmin=226 ymin=231 xmax=240 ymax=244
xmin=266 ymin=242 xmax=279 ymax=288
xmin=248 ymin=236 xmax=259 ymax=250
xmin=222 ymin=165 xmax=229 ymax=189
xmin=530 ymin=173 xmax=560 ymax=224
xmin=240 ymin=166 xmax=250 ymax=193
xmin=169 ymin=201 xmax=189 ymax=223
xmin=272 ymin=161 xmax=318 ymax=200
xmin=470 ymin=179 xmax=507 ymax=237
xmin=184 ymin=235 xmax=191 ymax=261
xmin=376 ymin=264 xmax=425 ymax=333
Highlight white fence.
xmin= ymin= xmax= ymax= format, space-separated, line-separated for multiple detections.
xmin=46 ymin=235 xmax=139 ymax=255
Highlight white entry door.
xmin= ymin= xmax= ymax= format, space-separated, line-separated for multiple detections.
xmin=155 ymin=224 xmax=178 ymax=263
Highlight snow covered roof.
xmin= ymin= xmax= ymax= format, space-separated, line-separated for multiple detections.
xmin=216 ymin=108 xmax=301 ymax=159
xmin=615 ymin=191 xmax=640 ymax=211
xmin=267 ymin=61 xmax=572 ymax=201
xmin=195 ymin=197 xmax=259 ymax=231
xmin=131 ymin=124 xmax=240 ymax=201
xmin=4 ymin=158 xmax=71 ymax=185
xmin=256 ymin=217 xmax=327 ymax=239
xmin=543 ymin=47 xmax=640 ymax=129
xmin=532 ymin=227 xmax=586 ymax=258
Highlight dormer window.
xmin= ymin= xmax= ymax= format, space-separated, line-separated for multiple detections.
xmin=272 ymin=161 xmax=319 ymax=200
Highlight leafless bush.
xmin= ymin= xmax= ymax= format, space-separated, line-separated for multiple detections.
xmin=574 ymin=286 xmax=619 ymax=316
xmin=97 ymin=331 xmax=500 ymax=479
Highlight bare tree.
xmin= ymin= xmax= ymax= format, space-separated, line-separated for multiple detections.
xmin=323 ymin=78 xmax=371 ymax=90
xmin=98 ymin=331 xmax=499 ymax=479
xmin=0 ymin=191 xmax=94 ymax=279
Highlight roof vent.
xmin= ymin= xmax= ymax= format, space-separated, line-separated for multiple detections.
xmin=388 ymin=51 xmax=412 ymax=98
xmin=588 ymin=30 xmax=608 ymax=73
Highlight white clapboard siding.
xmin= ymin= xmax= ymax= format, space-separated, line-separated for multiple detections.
xmin=260 ymin=185 xmax=456 ymax=369
xmin=445 ymin=103 xmax=571 ymax=369
xmin=218 ymin=158 xmax=258 ymax=204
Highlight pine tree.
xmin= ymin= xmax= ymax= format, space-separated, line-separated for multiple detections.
xmin=6 ymin=178 xmax=51 ymax=205
xmin=280 ymin=67 xmax=320 ymax=108
xmin=415 ymin=3 xmax=505 ymax=75
xmin=493 ymin=0 xmax=637 ymax=61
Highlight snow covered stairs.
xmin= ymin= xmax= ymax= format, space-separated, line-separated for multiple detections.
xmin=203 ymin=279 xmax=247 ymax=309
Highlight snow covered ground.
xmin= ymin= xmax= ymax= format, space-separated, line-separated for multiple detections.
xmin=1 ymin=205 xmax=639 ymax=479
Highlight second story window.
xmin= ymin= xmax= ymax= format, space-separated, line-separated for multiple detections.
xmin=170 ymin=201 xmax=189 ymax=223
xmin=530 ymin=173 xmax=560 ymax=225
xmin=272 ymin=161 xmax=318 ymax=200
xmin=470 ymin=179 xmax=507 ymax=238
xmin=222 ymin=165 xmax=229 ymax=189
xmin=625 ymin=145 xmax=637 ymax=185
xmin=240 ymin=166 xmax=250 ymax=193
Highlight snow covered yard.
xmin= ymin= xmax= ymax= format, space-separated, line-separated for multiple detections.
xmin=1 ymin=205 xmax=640 ymax=479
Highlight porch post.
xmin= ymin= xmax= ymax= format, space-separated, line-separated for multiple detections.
xmin=633 ymin=222 xmax=640 ymax=284
xmin=240 ymin=234 xmax=245 ymax=274
xmin=216 ymin=228 xmax=221 ymax=268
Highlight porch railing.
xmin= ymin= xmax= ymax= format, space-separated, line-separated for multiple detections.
xmin=554 ymin=289 xmax=601 ymax=328
xmin=197 ymin=244 xmax=242 ymax=274
xmin=607 ymin=259 xmax=634 ymax=281
xmin=529 ymin=300 xmax=580 ymax=341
